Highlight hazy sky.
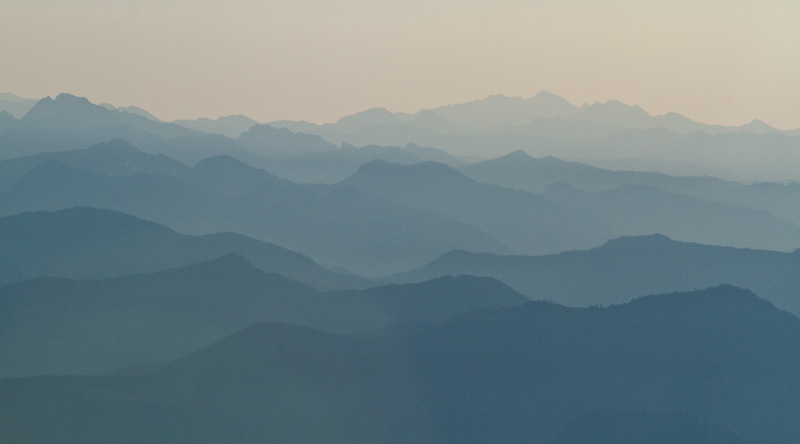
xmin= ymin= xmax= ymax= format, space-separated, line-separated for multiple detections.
xmin=3 ymin=0 xmax=800 ymax=129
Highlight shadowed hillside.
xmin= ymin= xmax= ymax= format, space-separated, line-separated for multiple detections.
xmin=1 ymin=286 xmax=796 ymax=443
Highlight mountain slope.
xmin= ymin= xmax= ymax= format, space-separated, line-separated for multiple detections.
xmin=463 ymin=150 xmax=800 ymax=225
xmin=20 ymin=93 xmax=198 ymax=138
xmin=543 ymin=182 xmax=800 ymax=251
xmin=0 ymin=138 xmax=187 ymax=192
xmin=173 ymin=114 xmax=259 ymax=138
xmin=235 ymin=124 xmax=337 ymax=157
xmin=431 ymin=91 xmax=579 ymax=128
xmin=390 ymin=234 xmax=800 ymax=317
xmin=2 ymin=285 xmax=796 ymax=444
xmin=0 ymin=259 xmax=525 ymax=376
xmin=0 ymin=92 xmax=37 ymax=118
xmin=0 ymin=207 xmax=366 ymax=291
xmin=460 ymin=149 xmax=732 ymax=194
xmin=335 ymin=160 xmax=612 ymax=255
xmin=0 ymin=160 xmax=217 ymax=228
xmin=0 ymin=155 xmax=506 ymax=275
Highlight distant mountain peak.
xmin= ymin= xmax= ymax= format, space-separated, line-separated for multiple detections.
xmin=484 ymin=93 xmax=520 ymax=101
xmin=18 ymin=92 xmax=197 ymax=137
xmin=737 ymin=119 xmax=778 ymax=133
xmin=0 ymin=92 xmax=35 ymax=102
xmin=333 ymin=107 xmax=401 ymax=132
xmin=54 ymin=92 xmax=90 ymax=103
xmin=500 ymin=149 xmax=534 ymax=160
xmin=580 ymin=99 xmax=649 ymax=114
xmin=625 ymin=284 xmax=775 ymax=315
xmin=427 ymin=91 xmax=578 ymax=128
xmin=189 ymin=154 xmax=277 ymax=180
xmin=236 ymin=123 xmax=336 ymax=157
xmin=23 ymin=93 xmax=93 ymax=118
xmin=193 ymin=154 xmax=249 ymax=169
xmin=355 ymin=158 xmax=399 ymax=172
xmin=532 ymin=90 xmax=562 ymax=99
xmin=217 ymin=114 xmax=258 ymax=124
xmin=337 ymin=107 xmax=396 ymax=122
xmin=600 ymin=233 xmax=675 ymax=249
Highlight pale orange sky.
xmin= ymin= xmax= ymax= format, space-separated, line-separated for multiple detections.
xmin=3 ymin=0 xmax=800 ymax=129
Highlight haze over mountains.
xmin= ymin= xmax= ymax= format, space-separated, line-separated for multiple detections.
xmin=266 ymin=91 xmax=800 ymax=181
xmin=3 ymin=286 xmax=798 ymax=443
xmin=0 ymin=207 xmax=367 ymax=291
xmin=5 ymin=91 xmax=799 ymax=182
xmin=2 ymin=90 xmax=799 ymax=444
xmin=390 ymin=234 xmax=800 ymax=317
xmin=0 ymin=254 xmax=525 ymax=377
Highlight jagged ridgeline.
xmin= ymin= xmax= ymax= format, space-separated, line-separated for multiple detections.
xmin=1 ymin=91 xmax=799 ymax=444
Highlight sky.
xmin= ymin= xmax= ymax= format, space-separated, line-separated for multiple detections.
xmin=2 ymin=0 xmax=800 ymax=129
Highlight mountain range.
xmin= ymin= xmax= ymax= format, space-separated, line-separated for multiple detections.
xmin=0 ymin=154 xmax=509 ymax=275
xmin=5 ymin=91 xmax=800 ymax=182
xmin=4 ymin=137 xmax=800 ymax=275
xmin=0 ymin=207 xmax=367 ymax=290
xmin=2 ymin=285 xmax=797 ymax=443
xmin=266 ymin=92 xmax=800 ymax=181
xmin=335 ymin=159 xmax=610 ymax=254
xmin=0 ymin=92 xmax=38 ymax=118
xmin=390 ymin=233 xmax=800 ymax=317
xmin=2 ymin=89 xmax=799 ymax=444
xmin=0 ymin=253 xmax=525 ymax=377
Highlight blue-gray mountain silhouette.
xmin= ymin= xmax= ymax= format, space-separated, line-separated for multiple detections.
xmin=0 ymin=255 xmax=525 ymax=377
xmin=0 ymin=138 xmax=186 ymax=192
xmin=172 ymin=114 xmax=259 ymax=138
xmin=0 ymin=207 xmax=366 ymax=291
xmin=20 ymin=93 xmax=197 ymax=138
xmin=334 ymin=159 xmax=611 ymax=254
xmin=390 ymin=233 xmax=800 ymax=317
xmin=0 ymin=92 xmax=37 ymax=118
xmin=0 ymin=153 xmax=507 ymax=275
xmin=99 ymin=102 xmax=164 ymax=122
xmin=235 ymin=124 xmax=337 ymax=158
xmin=542 ymin=181 xmax=800 ymax=251
xmin=1 ymin=285 xmax=795 ymax=443
xmin=264 ymin=142 xmax=464 ymax=184
xmin=463 ymin=150 xmax=800 ymax=225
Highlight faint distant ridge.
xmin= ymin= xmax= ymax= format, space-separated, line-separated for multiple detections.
xmin=334 ymin=107 xmax=402 ymax=133
xmin=19 ymin=93 xmax=199 ymax=138
xmin=432 ymin=92 xmax=787 ymax=134
xmin=173 ymin=114 xmax=260 ymax=138
xmin=568 ymin=99 xmax=654 ymax=127
xmin=287 ymin=90 xmax=790 ymax=137
xmin=99 ymin=102 xmax=163 ymax=122
xmin=460 ymin=149 xmax=734 ymax=194
xmin=336 ymin=158 xmax=610 ymax=255
xmin=389 ymin=233 xmax=800 ymax=316
xmin=236 ymin=124 xmax=337 ymax=157
xmin=0 ymin=138 xmax=187 ymax=192
xmin=0 ymin=207 xmax=368 ymax=291
xmin=429 ymin=91 xmax=579 ymax=128
xmin=0 ymin=92 xmax=38 ymax=118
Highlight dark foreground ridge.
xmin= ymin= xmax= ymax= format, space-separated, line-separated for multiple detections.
xmin=1 ymin=285 xmax=797 ymax=444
